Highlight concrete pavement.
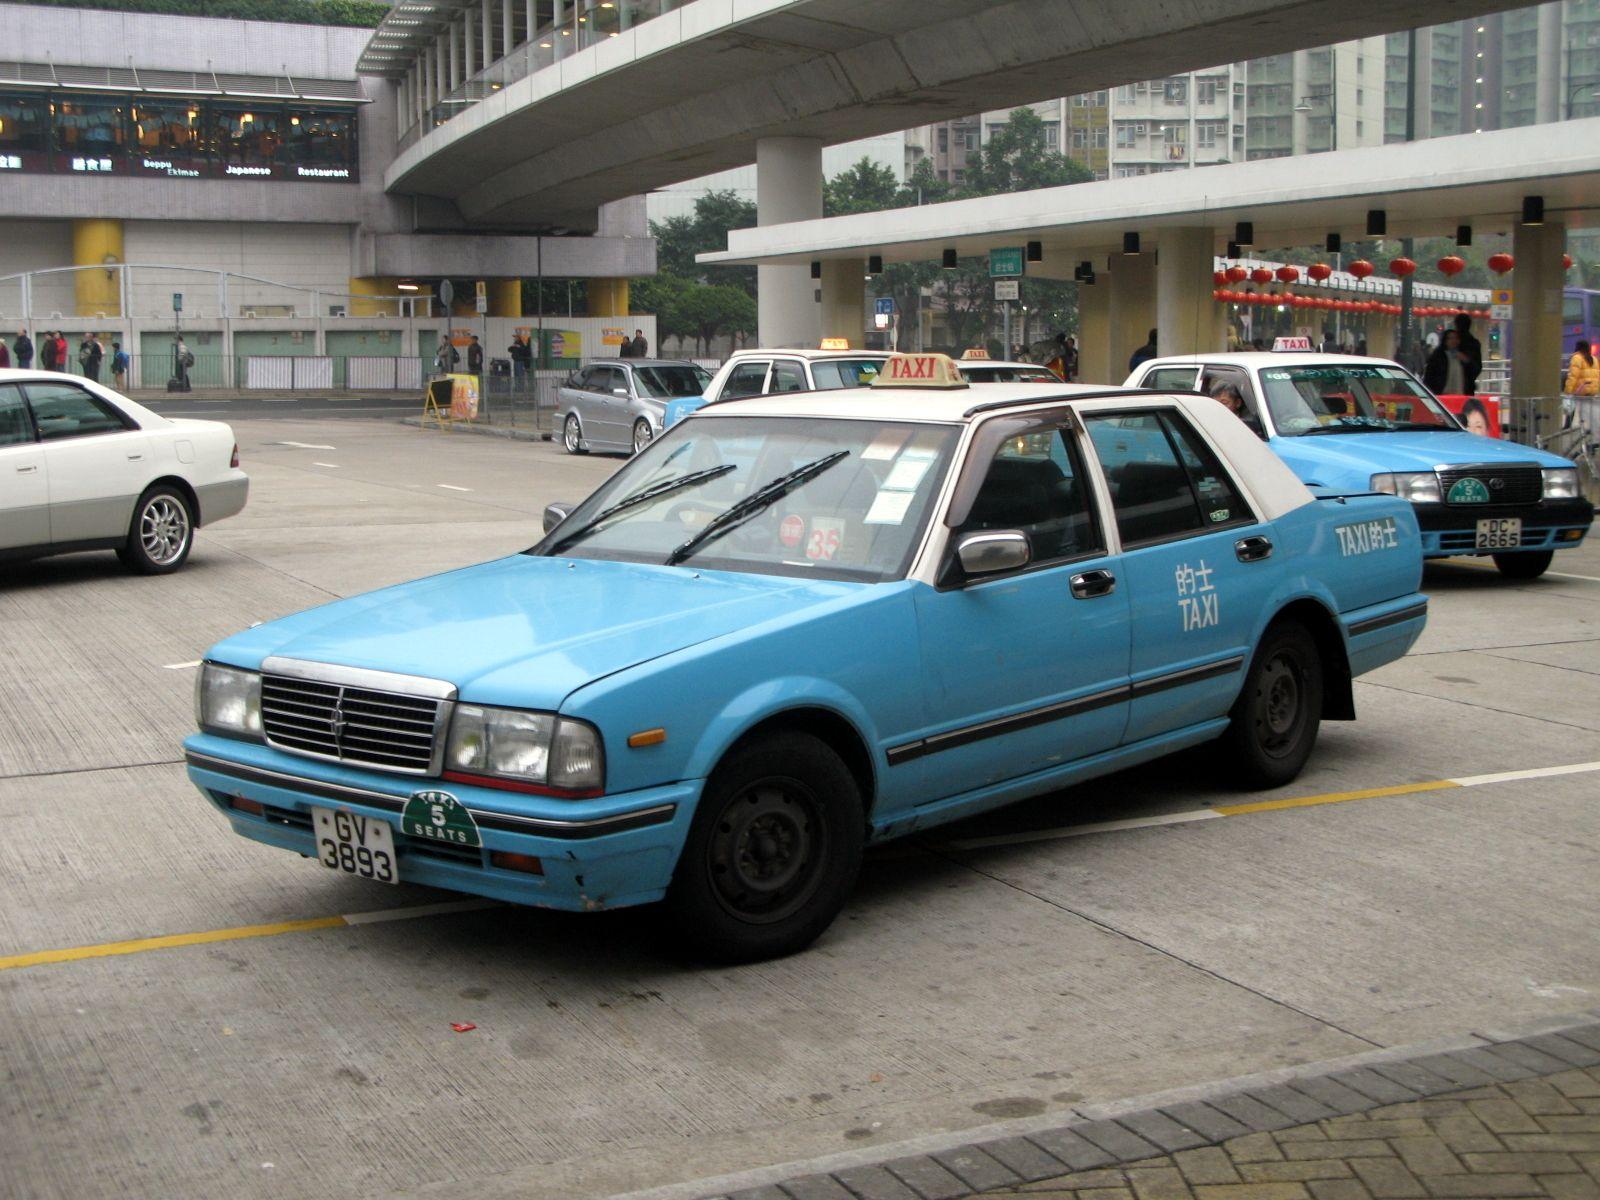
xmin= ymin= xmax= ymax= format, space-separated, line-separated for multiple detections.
xmin=1 ymin=418 xmax=1598 ymax=1200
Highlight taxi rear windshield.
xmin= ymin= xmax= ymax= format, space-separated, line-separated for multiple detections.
xmin=634 ymin=365 xmax=713 ymax=398
xmin=533 ymin=415 xmax=960 ymax=582
xmin=1260 ymin=364 xmax=1461 ymax=435
xmin=810 ymin=359 xmax=884 ymax=390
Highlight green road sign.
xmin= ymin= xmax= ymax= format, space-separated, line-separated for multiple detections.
xmin=989 ymin=247 xmax=1025 ymax=278
xmin=402 ymin=790 xmax=482 ymax=848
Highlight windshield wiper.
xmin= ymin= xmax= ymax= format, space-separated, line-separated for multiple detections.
xmin=664 ymin=451 xmax=849 ymax=567
xmin=544 ymin=463 xmax=736 ymax=556
xmin=1298 ymin=423 xmax=1392 ymax=435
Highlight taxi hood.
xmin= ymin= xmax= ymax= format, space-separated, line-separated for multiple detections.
xmin=205 ymin=555 xmax=865 ymax=711
xmin=1269 ymin=430 xmax=1565 ymax=492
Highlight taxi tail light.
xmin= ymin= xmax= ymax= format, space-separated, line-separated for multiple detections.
xmin=490 ymin=851 xmax=544 ymax=875
xmin=229 ymin=796 xmax=265 ymax=816
xmin=230 ymin=443 xmax=240 ymax=469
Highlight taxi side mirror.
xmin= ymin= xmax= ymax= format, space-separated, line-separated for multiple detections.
xmin=955 ymin=530 xmax=1030 ymax=577
xmin=543 ymin=502 xmax=574 ymax=534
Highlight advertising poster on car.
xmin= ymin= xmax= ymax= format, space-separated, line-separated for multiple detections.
xmin=1436 ymin=394 xmax=1502 ymax=438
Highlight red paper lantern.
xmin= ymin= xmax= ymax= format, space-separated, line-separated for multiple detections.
xmin=1307 ymin=263 xmax=1332 ymax=282
xmin=1564 ymin=254 xmax=1574 ymax=270
xmin=1276 ymin=265 xmax=1300 ymax=284
xmin=1212 ymin=288 xmax=1223 ymax=300
xmin=1389 ymin=257 xmax=1417 ymax=277
xmin=1437 ymin=256 xmax=1466 ymax=277
xmin=1250 ymin=268 xmax=1274 ymax=285
xmin=1487 ymin=253 xmax=1514 ymax=275
xmin=1348 ymin=260 xmax=1375 ymax=280
xmin=1213 ymin=270 xmax=1228 ymax=287
xmin=1225 ymin=265 xmax=1249 ymax=283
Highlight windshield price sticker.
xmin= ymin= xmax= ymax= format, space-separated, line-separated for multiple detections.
xmin=805 ymin=517 xmax=844 ymax=561
xmin=402 ymin=790 xmax=482 ymax=848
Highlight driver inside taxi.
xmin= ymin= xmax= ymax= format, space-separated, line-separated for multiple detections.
xmin=1209 ymin=381 xmax=1263 ymax=437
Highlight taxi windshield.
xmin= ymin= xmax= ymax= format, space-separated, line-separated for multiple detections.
xmin=532 ymin=415 xmax=960 ymax=582
xmin=1260 ymin=364 xmax=1461 ymax=436
xmin=633 ymin=364 xmax=713 ymax=398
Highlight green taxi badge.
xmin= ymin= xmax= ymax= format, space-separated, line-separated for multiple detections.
xmin=402 ymin=790 xmax=482 ymax=848
xmin=1446 ymin=477 xmax=1491 ymax=504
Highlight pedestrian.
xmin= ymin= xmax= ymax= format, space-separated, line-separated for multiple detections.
xmin=1319 ymin=328 xmax=1339 ymax=353
xmin=172 ymin=335 xmax=193 ymax=391
xmin=466 ymin=335 xmax=483 ymax=378
xmin=630 ymin=328 xmax=648 ymax=359
xmin=38 ymin=331 xmax=57 ymax=371
xmin=1128 ymin=328 xmax=1157 ymax=372
xmin=80 ymin=333 xmax=104 ymax=382
xmin=434 ymin=334 xmax=459 ymax=375
xmin=1423 ymin=328 xmax=1468 ymax=395
xmin=0 ymin=339 xmax=8 ymax=369
xmin=12 ymin=329 xmax=32 ymax=369
xmin=1452 ymin=313 xmax=1483 ymax=395
xmin=1061 ymin=334 xmax=1079 ymax=381
xmin=54 ymin=331 xmax=69 ymax=373
xmin=1565 ymin=338 xmax=1598 ymax=398
xmin=508 ymin=333 xmax=531 ymax=390
xmin=615 ymin=335 xmax=632 ymax=359
xmin=1423 ymin=325 xmax=1442 ymax=353
xmin=111 ymin=341 xmax=129 ymax=389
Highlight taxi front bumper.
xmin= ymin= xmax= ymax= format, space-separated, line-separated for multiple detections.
xmin=184 ymin=734 xmax=700 ymax=912
xmin=1410 ymin=496 xmax=1593 ymax=556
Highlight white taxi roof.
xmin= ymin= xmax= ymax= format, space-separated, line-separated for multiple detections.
xmin=702 ymin=382 xmax=1313 ymax=522
xmin=1137 ymin=352 xmax=1407 ymax=372
xmin=724 ymin=347 xmax=890 ymax=361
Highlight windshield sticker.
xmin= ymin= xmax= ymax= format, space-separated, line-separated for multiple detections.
xmin=864 ymin=490 xmax=915 ymax=525
xmin=1335 ymin=517 xmax=1400 ymax=556
xmin=805 ymin=516 xmax=844 ymax=561
xmin=862 ymin=430 xmax=908 ymax=461
xmin=779 ymin=513 xmax=805 ymax=548
xmin=1209 ymin=508 xmax=1231 ymax=523
xmin=1175 ymin=559 xmax=1219 ymax=631
xmin=885 ymin=451 xmax=936 ymax=491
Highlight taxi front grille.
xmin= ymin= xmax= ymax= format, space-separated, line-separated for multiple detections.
xmin=260 ymin=674 xmax=442 ymax=774
xmin=1438 ymin=465 xmax=1543 ymax=506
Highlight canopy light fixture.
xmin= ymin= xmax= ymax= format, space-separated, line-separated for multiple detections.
xmin=810 ymin=260 xmax=822 ymax=280
xmin=1456 ymin=224 xmax=1473 ymax=246
xmin=1026 ymin=240 xmax=1043 ymax=263
xmin=1366 ymin=209 xmax=1386 ymax=236
xmin=1326 ymin=232 xmax=1342 ymax=253
xmin=942 ymin=248 xmax=958 ymax=270
xmin=1521 ymin=195 xmax=1544 ymax=226
xmin=1234 ymin=221 xmax=1253 ymax=246
xmin=867 ymin=254 xmax=883 ymax=276
xmin=1122 ymin=231 xmax=1141 ymax=256
xmin=1226 ymin=240 xmax=1241 ymax=259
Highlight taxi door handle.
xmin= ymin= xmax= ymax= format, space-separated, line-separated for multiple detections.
xmin=1235 ymin=535 xmax=1273 ymax=562
xmin=1070 ymin=569 xmax=1116 ymax=599
xmin=127 ymin=452 xmax=144 ymax=461
xmin=16 ymin=464 xmax=38 ymax=473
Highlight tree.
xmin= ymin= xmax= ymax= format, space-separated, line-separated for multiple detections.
xmin=962 ymin=107 xmax=1094 ymax=196
xmin=679 ymin=285 xmax=757 ymax=355
xmin=825 ymin=159 xmax=901 ymax=216
xmin=649 ymin=191 xmax=759 ymax=297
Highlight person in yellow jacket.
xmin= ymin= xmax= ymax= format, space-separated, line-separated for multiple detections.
xmin=1565 ymin=339 xmax=1599 ymax=397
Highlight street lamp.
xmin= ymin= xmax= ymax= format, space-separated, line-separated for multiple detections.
xmin=1568 ymin=82 xmax=1600 ymax=119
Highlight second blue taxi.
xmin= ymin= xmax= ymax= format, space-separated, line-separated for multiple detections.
xmin=185 ymin=353 xmax=1427 ymax=961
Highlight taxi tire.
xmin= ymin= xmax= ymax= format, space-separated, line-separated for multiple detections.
xmin=1492 ymin=550 xmax=1553 ymax=579
xmin=666 ymin=731 xmax=863 ymax=963
xmin=1221 ymin=620 xmax=1323 ymax=790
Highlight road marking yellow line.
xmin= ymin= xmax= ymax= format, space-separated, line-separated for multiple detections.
xmin=1213 ymin=779 xmax=1461 ymax=816
xmin=0 ymin=916 xmax=346 ymax=972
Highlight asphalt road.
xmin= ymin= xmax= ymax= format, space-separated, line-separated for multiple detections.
xmin=2 ymin=418 xmax=1598 ymax=1200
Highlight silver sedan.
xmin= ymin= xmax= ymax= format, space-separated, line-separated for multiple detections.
xmin=557 ymin=359 xmax=713 ymax=456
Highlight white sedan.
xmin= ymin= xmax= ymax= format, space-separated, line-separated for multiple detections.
xmin=0 ymin=369 xmax=247 ymax=574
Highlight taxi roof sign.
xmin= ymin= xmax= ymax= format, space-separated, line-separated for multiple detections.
xmin=871 ymin=352 xmax=969 ymax=389
xmin=959 ymin=347 xmax=990 ymax=359
xmin=819 ymin=337 xmax=851 ymax=350
xmin=1272 ymin=336 xmax=1315 ymax=351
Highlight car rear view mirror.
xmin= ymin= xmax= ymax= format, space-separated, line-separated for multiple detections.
xmin=543 ymin=502 xmax=574 ymax=534
xmin=956 ymin=530 xmax=1030 ymax=577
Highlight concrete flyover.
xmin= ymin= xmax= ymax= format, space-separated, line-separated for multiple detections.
xmin=384 ymin=0 xmax=1525 ymax=232
xmin=700 ymin=119 xmax=1600 ymax=400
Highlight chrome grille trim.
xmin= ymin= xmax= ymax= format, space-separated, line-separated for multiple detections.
xmin=259 ymin=657 xmax=457 ymax=776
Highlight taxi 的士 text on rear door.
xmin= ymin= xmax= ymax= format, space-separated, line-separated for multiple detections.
xmin=185 ymin=354 xmax=1426 ymax=962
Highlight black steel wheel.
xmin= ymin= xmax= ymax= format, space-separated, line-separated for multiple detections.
xmin=666 ymin=731 xmax=863 ymax=962
xmin=1220 ymin=620 xmax=1324 ymax=789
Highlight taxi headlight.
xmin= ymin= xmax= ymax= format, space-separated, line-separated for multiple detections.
xmin=445 ymin=705 xmax=604 ymax=793
xmin=197 ymin=662 xmax=263 ymax=739
xmin=1370 ymin=471 xmax=1441 ymax=504
xmin=1543 ymin=468 xmax=1580 ymax=499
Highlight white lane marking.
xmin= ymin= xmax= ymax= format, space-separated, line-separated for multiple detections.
xmin=274 ymin=441 xmax=336 ymax=450
xmin=943 ymin=809 xmax=1223 ymax=850
xmin=437 ymin=484 xmax=472 ymax=492
xmin=1546 ymin=570 xmax=1600 ymax=584
xmin=341 ymin=898 xmax=500 ymax=926
xmin=1451 ymin=760 xmax=1600 ymax=787
xmin=162 ymin=660 xmax=201 ymax=670
xmin=313 ymin=462 xmax=340 ymax=469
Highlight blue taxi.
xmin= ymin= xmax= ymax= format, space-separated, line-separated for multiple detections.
xmin=186 ymin=353 xmax=1427 ymax=961
xmin=1127 ymin=349 xmax=1593 ymax=578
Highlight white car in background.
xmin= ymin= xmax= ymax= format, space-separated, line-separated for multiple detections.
xmin=0 ymin=370 xmax=248 ymax=574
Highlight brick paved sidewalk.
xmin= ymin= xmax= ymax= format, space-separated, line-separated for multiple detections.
xmin=694 ymin=1019 xmax=1600 ymax=1200
xmin=968 ymin=1070 xmax=1600 ymax=1200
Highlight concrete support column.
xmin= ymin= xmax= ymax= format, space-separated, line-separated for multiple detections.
xmin=502 ymin=0 xmax=513 ymax=60
xmin=1156 ymin=227 xmax=1221 ymax=357
xmin=1077 ymin=273 xmax=1111 ymax=384
xmin=756 ymin=136 xmax=824 ymax=348
xmin=465 ymin=15 xmax=476 ymax=78
xmin=482 ymin=0 xmax=493 ymax=67
xmin=449 ymin=22 xmax=461 ymax=89
xmin=1536 ymin=4 xmax=1562 ymax=125
xmin=586 ymin=278 xmax=630 ymax=317
xmin=490 ymin=279 xmax=522 ymax=318
xmin=72 ymin=218 xmax=123 ymax=317
xmin=819 ymin=260 xmax=864 ymax=345
xmin=1108 ymin=250 xmax=1157 ymax=377
xmin=1511 ymin=220 xmax=1566 ymax=431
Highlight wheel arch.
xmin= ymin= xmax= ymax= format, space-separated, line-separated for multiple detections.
xmin=142 ymin=475 xmax=203 ymax=527
xmin=1270 ymin=597 xmax=1354 ymax=720
xmin=715 ymin=705 xmax=878 ymax=824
